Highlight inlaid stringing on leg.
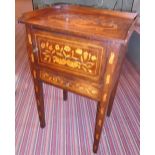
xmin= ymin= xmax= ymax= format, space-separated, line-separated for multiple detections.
xmin=100 ymin=108 xmax=104 ymax=115
xmin=109 ymin=52 xmax=115 ymax=64
xmin=106 ymin=74 xmax=111 ymax=84
xmin=28 ymin=33 xmax=32 ymax=45
xmin=93 ymin=51 xmax=116 ymax=152
xmin=31 ymin=53 xmax=34 ymax=63
xmin=33 ymin=70 xmax=36 ymax=78
xmin=103 ymin=93 xmax=107 ymax=102
xmin=98 ymin=119 xmax=102 ymax=126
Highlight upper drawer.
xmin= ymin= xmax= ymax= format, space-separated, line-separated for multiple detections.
xmin=34 ymin=30 xmax=106 ymax=82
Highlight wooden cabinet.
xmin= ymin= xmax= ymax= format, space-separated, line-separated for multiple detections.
xmin=19 ymin=4 xmax=137 ymax=153
xmin=34 ymin=30 xmax=106 ymax=82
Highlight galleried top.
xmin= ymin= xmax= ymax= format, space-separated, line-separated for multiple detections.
xmin=19 ymin=4 xmax=137 ymax=42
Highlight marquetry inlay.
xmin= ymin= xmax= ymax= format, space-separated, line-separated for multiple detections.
xmin=100 ymin=108 xmax=104 ymax=115
xmin=96 ymin=134 xmax=99 ymax=140
xmin=31 ymin=53 xmax=34 ymax=63
xmin=106 ymin=74 xmax=111 ymax=84
xmin=39 ymin=41 xmax=98 ymax=73
xmin=20 ymin=5 xmax=137 ymax=153
xmin=28 ymin=33 xmax=32 ymax=45
xmin=35 ymin=34 xmax=105 ymax=80
xmin=40 ymin=70 xmax=99 ymax=98
xmin=101 ymin=51 xmax=116 ymax=103
xmin=98 ymin=119 xmax=102 ymax=126
xmin=109 ymin=52 xmax=115 ymax=64
xmin=103 ymin=93 xmax=107 ymax=102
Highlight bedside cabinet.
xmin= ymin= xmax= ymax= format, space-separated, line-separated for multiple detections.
xmin=19 ymin=4 xmax=137 ymax=153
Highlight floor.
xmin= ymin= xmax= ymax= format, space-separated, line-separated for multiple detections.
xmin=15 ymin=0 xmax=140 ymax=155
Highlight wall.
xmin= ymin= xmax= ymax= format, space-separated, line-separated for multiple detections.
xmin=33 ymin=0 xmax=139 ymax=12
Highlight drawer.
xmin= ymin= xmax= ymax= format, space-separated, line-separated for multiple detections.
xmin=34 ymin=30 xmax=106 ymax=82
xmin=39 ymin=69 xmax=101 ymax=100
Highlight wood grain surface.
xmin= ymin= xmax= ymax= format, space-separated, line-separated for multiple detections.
xmin=19 ymin=4 xmax=137 ymax=153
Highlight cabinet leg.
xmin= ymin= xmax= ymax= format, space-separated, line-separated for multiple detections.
xmin=63 ymin=90 xmax=68 ymax=101
xmin=34 ymin=80 xmax=46 ymax=128
xmin=93 ymin=101 xmax=107 ymax=153
xmin=107 ymin=79 xmax=119 ymax=117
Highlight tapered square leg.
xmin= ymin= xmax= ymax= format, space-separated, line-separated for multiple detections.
xmin=63 ymin=89 xmax=68 ymax=101
xmin=107 ymin=79 xmax=119 ymax=117
xmin=34 ymin=80 xmax=46 ymax=128
xmin=93 ymin=101 xmax=107 ymax=153
xmin=26 ymin=26 xmax=46 ymax=128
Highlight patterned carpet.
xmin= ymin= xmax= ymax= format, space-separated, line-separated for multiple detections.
xmin=15 ymin=1 xmax=140 ymax=155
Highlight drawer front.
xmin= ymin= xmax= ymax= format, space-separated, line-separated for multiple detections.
xmin=39 ymin=70 xmax=100 ymax=100
xmin=34 ymin=31 xmax=106 ymax=81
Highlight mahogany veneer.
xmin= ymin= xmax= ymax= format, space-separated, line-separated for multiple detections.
xmin=19 ymin=4 xmax=137 ymax=153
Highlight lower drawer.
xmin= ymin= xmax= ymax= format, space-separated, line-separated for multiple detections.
xmin=39 ymin=69 xmax=101 ymax=100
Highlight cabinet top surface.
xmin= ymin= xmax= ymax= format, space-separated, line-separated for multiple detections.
xmin=19 ymin=4 xmax=137 ymax=41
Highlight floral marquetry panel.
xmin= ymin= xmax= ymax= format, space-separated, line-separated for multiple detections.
xmin=35 ymin=32 xmax=106 ymax=81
